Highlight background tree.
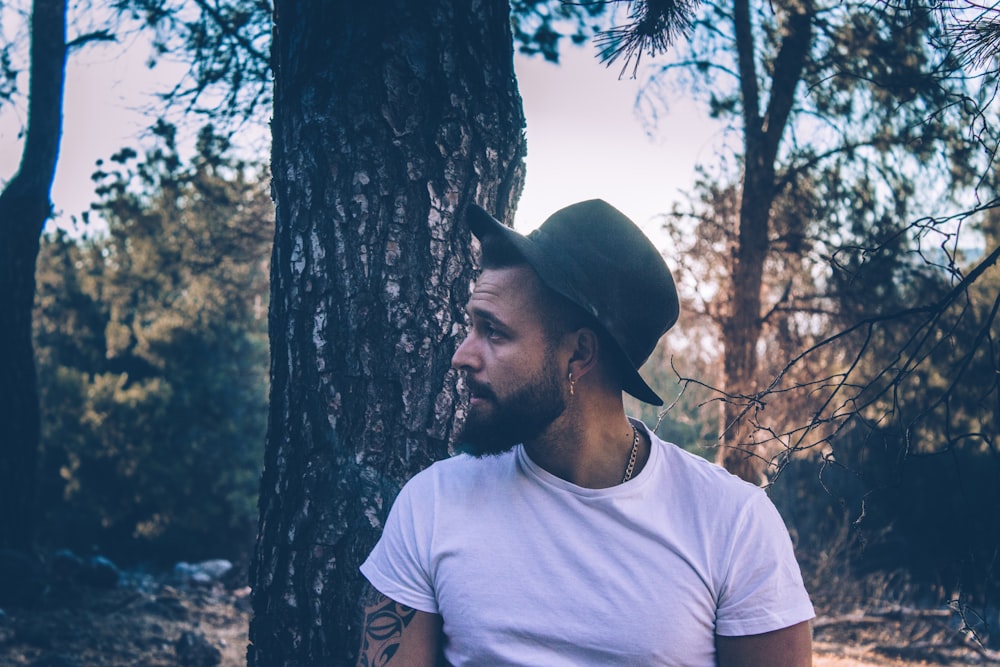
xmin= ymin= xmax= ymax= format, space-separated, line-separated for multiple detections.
xmin=32 ymin=123 xmax=272 ymax=563
xmin=0 ymin=0 xmax=270 ymax=553
xmin=0 ymin=0 xmax=67 ymax=551
xmin=599 ymin=0 xmax=992 ymax=482
xmin=248 ymin=2 xmax=528 ymax=663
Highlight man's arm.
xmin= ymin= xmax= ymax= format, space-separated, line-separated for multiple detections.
xmin=716 ymin=620 xmax=813 ymax=667
xmin=356 ymin=588 xmax=442 ymax=667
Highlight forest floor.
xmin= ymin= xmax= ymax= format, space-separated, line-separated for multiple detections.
xmin=0 ymin=570 xmax=997 ymax=666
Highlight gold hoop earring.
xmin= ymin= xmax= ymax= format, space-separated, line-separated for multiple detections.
xmin=568 ymin=372 xmax=576 ymax=396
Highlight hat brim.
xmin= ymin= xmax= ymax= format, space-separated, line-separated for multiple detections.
xmin=467 ymin=205 xmax=664 ymax=406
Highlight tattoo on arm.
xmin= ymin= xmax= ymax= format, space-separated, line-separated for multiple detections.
xmin=358 ymin=592 xmax=418 ymax=667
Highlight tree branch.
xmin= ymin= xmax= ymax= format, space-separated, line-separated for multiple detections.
xmin=66 ymin=30 xmax=115 ymax=51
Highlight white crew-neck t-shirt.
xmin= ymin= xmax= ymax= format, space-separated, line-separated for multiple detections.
xmin=361 ymin=420 xmax=814 ymax=666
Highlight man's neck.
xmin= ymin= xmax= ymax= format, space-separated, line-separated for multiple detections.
xmin=523 ymin=395 xmax=650 ymax=489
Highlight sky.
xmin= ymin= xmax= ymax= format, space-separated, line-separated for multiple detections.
xmin=0 ymin=35 xmax=172 ymax=230
xmin=0 ymin=35 xmax=723 ymax=242
xmin=513 ymin=46 xmax=721 ymax=235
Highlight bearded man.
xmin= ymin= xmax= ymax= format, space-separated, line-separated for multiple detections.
xmin=357 ymin=200 xmax=815 ymax=666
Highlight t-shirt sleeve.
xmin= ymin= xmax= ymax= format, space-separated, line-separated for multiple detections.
xmin=715 ymin=490 xmax=815 ymax=637
xmin=359 ymin=473 xmax=439 ymax=614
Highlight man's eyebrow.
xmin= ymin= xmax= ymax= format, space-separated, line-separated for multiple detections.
xmin=468 ymin=306 xmax=507 ymax=328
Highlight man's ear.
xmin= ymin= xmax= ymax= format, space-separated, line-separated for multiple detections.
xmin=566 ymin=327 xmax=600 ymax=380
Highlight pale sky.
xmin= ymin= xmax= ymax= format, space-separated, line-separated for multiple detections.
xmin=0 ymin=36 xmax=722 ymax=241
xmin=513 ymin=46 xmax=720 ymax=236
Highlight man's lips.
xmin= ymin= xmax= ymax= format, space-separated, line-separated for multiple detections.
xmin=466 ymin=381 xmax=494 ymax=404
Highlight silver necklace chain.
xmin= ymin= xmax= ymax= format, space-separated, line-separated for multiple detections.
xmin=621 ymin=424 xmax=640 ymax=484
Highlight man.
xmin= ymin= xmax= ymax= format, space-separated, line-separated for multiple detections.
xmin=357 ymin=200 xmax=815 ymax=666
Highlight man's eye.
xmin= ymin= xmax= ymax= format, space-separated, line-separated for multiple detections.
xmin=484 ymin=325 xmax=503 ymax=341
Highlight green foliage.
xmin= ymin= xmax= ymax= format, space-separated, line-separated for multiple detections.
xmin=111 ymin=0 xmax=273 ymax=124
xmin=510 ymin=0 xmax=608 ymax=62
xmin=762 ymin=209 xmax=1000 ymax=600
xmin=33 ymin=124 xmax=272 ymax=564
xmin=774 ymin=422 xmax=1000 ymax=602
xmin=653 ymin=0 xmax=996 ymax=434
xmin=0 ymin=38 xmax=14 ymax=105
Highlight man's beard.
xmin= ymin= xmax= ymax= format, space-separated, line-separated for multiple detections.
xmin=457 ymin=353 xmax=566 ymax=457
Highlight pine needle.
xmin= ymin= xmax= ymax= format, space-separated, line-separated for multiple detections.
xmin=594 ymin=0 xmax=700 ymax=78
xmin=947 ymin=14 xmax=1000 ymax=71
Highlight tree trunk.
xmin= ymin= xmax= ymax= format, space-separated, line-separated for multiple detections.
xmin=717 ymin=0 xmax=812 ymax=483
xmin=248 ymin=1 xmax=526 ymax=664
xmin=0 ymin=0 xmax=67 ymax=551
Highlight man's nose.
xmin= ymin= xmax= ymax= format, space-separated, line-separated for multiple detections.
xmin=451 ymin=333 xmax=477 ymax=371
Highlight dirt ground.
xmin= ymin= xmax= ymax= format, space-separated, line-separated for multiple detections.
xmin=0 ymin=575 xmax=996 ymax=667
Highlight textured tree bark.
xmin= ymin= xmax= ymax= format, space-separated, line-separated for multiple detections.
xmin=0 ymin=0 xmax=67 ymax=551
xmin=248 ymin=1 xmax=526 ymax=664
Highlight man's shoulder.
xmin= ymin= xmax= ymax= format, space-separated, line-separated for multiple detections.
xmin=651 ymin=434 xmax=765 ymax=502
xmin=401 ymin=448 xmax=519 ymax=492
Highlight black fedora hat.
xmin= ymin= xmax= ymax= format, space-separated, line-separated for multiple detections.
xmin=466 ymin=199 xmax=678 ymax=406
